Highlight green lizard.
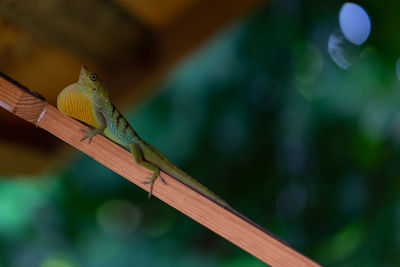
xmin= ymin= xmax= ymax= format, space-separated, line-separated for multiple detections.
xmin=57 ymin=66 xmax=228 ymax=207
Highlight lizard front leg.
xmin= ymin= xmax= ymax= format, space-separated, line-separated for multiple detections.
xmin=80 ymin=109 xmax=106 ymax=143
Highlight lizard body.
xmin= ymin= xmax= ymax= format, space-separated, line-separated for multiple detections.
xmin=57 ymin=66 xmax=228 ymax=207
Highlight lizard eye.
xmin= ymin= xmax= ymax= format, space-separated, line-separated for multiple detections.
xmin=93 ymin=87 xmax=97 ymax=91
xmin=89 ymin=74 xmax=97 ymax=81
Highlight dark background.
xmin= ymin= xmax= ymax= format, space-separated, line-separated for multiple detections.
xmin=1 ymin=1 xmax=399 ymax=266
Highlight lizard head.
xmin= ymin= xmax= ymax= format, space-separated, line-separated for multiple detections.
xmin=57 ymin=66 xmax=111 ymax=127
xmin=77 ymin=66 xmax=110 ymax=102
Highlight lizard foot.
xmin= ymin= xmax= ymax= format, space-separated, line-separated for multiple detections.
xmin=80 ymin=128 xmax=100 ymax=143
xmin=141 ymin=175 xmax=167 ymax=199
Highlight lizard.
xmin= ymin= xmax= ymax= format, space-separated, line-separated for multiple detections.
xmin=57 ymin=66 xmax=228 ymax=207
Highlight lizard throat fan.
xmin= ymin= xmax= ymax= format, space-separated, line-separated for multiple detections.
xmin=57 ymin=83 xmax=100 ymax=128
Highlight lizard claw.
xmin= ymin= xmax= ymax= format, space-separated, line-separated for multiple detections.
xmin=141 ymin=178 xmax=154 ymax=199
xmin=141 ymin=178 xmax=152 ymax=199
xmin=80 ymin=133 xmax=93 ymax=143
xmin=80 ymin=128 xmax=96 ymax=143
xmin=80 ymin=129 xmax=89 ymax=142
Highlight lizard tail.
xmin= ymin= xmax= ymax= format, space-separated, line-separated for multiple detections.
xmin=162 ymin=164 xmax=229 ymax=208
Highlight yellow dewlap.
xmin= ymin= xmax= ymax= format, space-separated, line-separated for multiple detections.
xmin=57 ymin=83 xmax=100 ymax=128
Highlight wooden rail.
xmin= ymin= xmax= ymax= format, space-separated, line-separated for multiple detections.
xmin=0 ymin=72 xmax=320 ymax=267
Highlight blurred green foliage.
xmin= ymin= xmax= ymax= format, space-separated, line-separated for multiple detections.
xmin=1 ymin=1 xmax=400 ymax=266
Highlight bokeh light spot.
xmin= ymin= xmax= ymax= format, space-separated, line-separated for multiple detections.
xmin=40 ymin=254 xmax=78 ymax=267
xmin=328 ymin=30 xmax=360 ymax=69
xmin=292 ymin=41 xmax=324 ymax=85
xmin=96 ymin=200 xmax=141 ymax=238
xmin=396 ymin=58 xmax=400 ymax=82
xmin=339 ymin=2 xmax=371 ymax=46
xmin=0 ymin=180 xmax=45 ymax=239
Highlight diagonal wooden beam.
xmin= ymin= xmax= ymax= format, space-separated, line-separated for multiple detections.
xmin=0 ymin=72 xmax=320 ymax=267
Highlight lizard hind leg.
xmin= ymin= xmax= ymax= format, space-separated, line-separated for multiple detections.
xmin=130 ymin=143 xmax=166 ymax=199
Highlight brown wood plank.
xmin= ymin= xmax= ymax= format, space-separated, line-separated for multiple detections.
xmin=0 ymin=73 xmax=320 ymax=266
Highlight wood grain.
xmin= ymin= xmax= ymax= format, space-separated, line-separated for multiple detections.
xmin=0 ymin=73 xmax=320 ymax=267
